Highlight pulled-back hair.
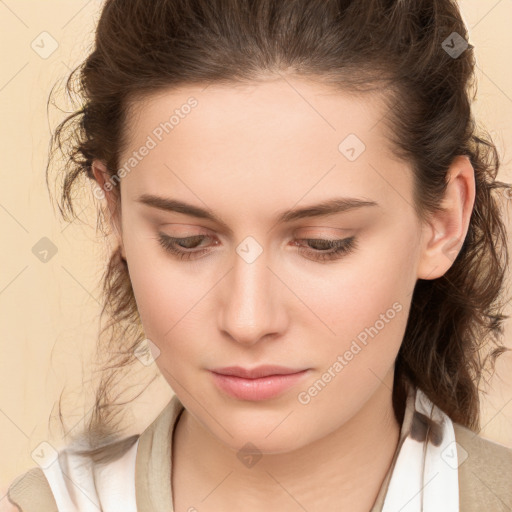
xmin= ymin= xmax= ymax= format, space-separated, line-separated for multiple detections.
xmin=46 ymin=0 xmax=511 ymax=462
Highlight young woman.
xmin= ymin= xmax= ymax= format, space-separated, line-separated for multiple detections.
xmin=5 ymin=0 xmax=512 ymax=510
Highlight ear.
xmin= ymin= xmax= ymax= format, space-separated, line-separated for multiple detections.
xmin=91 ymin=159 xmax=126 ymax=260
xmin=417 ymin=155 xmax=476 ymax=280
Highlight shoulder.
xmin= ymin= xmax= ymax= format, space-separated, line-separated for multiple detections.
xmin=453 ymin=422 xmax=512 ymax=511
xmin=3 ymin=397 xmax=181 ymax=512
xmin=3 ymin=467 xmax=58 ymax=512
xmin=4 ymin=435 xmax=140 ymax=512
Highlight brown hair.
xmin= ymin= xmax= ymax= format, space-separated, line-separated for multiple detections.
xmin=46 ymin=0 xmax=511 ymax=462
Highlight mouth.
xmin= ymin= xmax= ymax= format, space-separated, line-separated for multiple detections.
xmin=210 ymin=365 xmax=309 ymax=379
xmin=209 ymin=366 xmax=310 ymax=401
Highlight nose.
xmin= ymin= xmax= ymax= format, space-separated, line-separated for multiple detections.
xmin=218 ymin=249 xmax=287 ymax=347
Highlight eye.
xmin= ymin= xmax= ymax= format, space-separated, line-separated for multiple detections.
xmin=293 ymin=236 xmax=357 ymax=262
xmin=156 ymin=233 xmax=357 ymax=263
xmin=157 ymin=233 xmax=215 ymax=261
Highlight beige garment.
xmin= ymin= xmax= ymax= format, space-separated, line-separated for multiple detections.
xmin=7 ymin=392 xmax=512 ymax=511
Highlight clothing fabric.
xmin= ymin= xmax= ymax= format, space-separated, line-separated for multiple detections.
xmin=7 ymin=385 xmax=512 ymax=511
xmin=381 ymin=387 xmax=459 ymax=511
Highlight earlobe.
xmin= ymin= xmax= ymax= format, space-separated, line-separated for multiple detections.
xmin=416 ymin=155 xmax=475 ymax=280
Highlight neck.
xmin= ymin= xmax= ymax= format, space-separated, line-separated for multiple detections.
xmin=171 ymin=369 xmax=401 ymax=512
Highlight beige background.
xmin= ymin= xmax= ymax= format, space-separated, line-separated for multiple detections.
xmin=1 ymin=0 xmax=512 ymax=490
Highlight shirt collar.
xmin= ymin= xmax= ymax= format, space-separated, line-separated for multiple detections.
xmin=135 ymin=385 xmax=418 ymax=512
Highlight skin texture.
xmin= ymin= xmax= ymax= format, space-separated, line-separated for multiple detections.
xmin=93 ymin=77 xmax=475 ymax=511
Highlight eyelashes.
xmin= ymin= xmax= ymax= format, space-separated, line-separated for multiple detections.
xmin=156 ymin=233 xmax=357 ymax=263
xmin=294 ymin=236 xmax=357 ymax=262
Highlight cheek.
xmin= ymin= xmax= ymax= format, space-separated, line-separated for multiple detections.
xmin=130 ymin=265 xmax=204 ymax=337
xmin=295 ymin=245 xmax=412 ymax=341
xmin=128 ymin=259 xmax=213 ymax=382
xmin=296 ymin=233 xmax=415 ymax=384
xmin=123 ymin=233 xmax=204 ymax=341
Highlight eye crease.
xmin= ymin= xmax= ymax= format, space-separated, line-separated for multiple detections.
xmin=156 ymin=232 xmax=358 ymax=263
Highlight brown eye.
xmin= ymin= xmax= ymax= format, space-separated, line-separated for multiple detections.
xmin=156 ymin=232 xmax=357 ymax=263
xmin=294 ymin=236 xmax=357 ymax=262
xmin=157 ymin=233 xmax=214 ymax=260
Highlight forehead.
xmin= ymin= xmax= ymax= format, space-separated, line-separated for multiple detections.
xmin=119 ymin=78 xmax=414 ymax=220
xmin=123 ymin=78 xmax=389 ymax=151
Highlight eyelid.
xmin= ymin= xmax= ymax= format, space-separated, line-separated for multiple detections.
xmin=294 ymin=226 xmax=353 ymax=236
xmin=159 ymin=229 xmax=352 ymax=244
xmin=157 ymin=231 xmax=358 ymax=264
xmin=157 ymin=223 xmax=214 ymax=235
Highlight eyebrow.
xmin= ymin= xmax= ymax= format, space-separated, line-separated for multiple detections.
xmin=136 ymin=193 xmax=379 ymax=231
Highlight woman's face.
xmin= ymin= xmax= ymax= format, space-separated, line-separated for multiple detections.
xmin=109 ymin=78 xmax=431 ymax=453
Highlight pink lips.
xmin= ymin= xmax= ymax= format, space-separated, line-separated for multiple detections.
xmin=209 ymin=365 xmax=310 ymax=401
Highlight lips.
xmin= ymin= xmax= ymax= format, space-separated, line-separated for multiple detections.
xmin=210 ymin=365 xmax=307 ymax=379
xmin=209 ymin=367 xmax=310 ymax=401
